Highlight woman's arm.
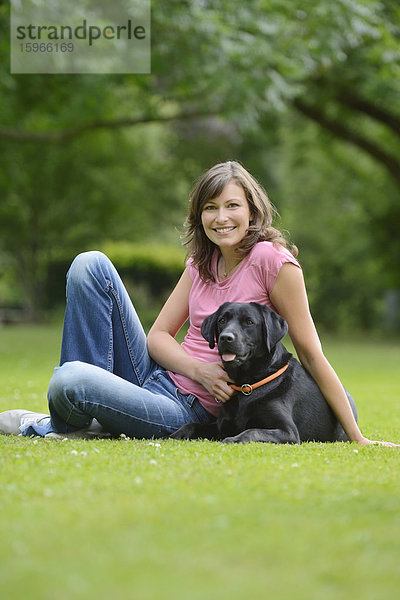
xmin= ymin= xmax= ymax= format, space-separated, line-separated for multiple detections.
xmin=147 ymin=269 xmax=234 ymax=403
xmin=270 ymin=263 xmax=398 ymax=447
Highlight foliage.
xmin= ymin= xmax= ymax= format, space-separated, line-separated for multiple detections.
xmin=44 ymin=242 xmax=187 ymax=327
xmin=101 ymin=241 xmax=186 ymax=305
xmin=1 ymin=324 xmax=400 ymax=600
xmin=275 ymin=114 xmax=396 ymax=330
xmin=0 ymin=125 xmax=193 ymax=318
xmin=100 ymin=241 xmax=186 ymax=273
xmin=0 ymin=1 xmax=399 ymax=328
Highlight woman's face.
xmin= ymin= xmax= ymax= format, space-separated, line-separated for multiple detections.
xmin=201 ymin=182 xmax=252 ymax=251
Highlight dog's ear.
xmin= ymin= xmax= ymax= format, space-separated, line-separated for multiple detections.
xmin=201 ymin=303 xmax=228 ymax=349
xmin=255 ymin=303 xmax=288 ymax=352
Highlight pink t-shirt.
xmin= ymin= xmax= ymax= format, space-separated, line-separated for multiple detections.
xmin=168 ymin=241 xmax=301 ymax=416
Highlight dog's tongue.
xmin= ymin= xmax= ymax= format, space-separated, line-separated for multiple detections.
xmin=222 ymin=353 xmax=236 ymax=362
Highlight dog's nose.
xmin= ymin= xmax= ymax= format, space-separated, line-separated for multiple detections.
xmin=219 ymin=331 xmax=235 ymax=344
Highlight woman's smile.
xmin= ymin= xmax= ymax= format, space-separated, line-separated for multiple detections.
xmin=213 ymin=226 xmax=236 ymax=235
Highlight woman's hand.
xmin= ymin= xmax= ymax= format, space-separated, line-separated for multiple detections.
xmin=194 ymin=361 xmax=235 ymax=404
xmin=357 ymin=437 xmax=400 ymax=447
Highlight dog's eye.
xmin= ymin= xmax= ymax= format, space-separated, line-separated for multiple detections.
xmin=218 ymin=317 xmax=226 ymax=325
xmin=246 ymin=319 xmax=254 ymax=325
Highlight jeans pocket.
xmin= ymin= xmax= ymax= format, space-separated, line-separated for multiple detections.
xmin=144 ymin=369 xmax=179 ymax=401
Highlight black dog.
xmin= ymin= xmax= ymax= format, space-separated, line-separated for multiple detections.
xmin=171 ymin=302 xmax=357 ymax=444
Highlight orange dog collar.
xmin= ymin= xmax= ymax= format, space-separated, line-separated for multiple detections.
xmin=229 ymin=362 xmax=289 ymax=396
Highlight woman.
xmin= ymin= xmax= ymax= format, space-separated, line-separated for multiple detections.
xmin=0 ymin=161 xmax=397 ymax=445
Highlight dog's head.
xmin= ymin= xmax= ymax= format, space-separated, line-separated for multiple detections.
xmin=201 ymin=302 xmax=288 ymax=367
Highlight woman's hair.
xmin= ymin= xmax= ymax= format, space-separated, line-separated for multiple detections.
xmin=183 ymin=160 xmax=297 ymax=281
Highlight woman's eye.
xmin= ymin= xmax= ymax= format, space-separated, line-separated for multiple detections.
xmin=203 ymin=205 xmax=215 ymax=211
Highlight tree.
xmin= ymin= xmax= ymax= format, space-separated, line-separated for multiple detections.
xmin=1 ymin=0 xmax=399 ymax=323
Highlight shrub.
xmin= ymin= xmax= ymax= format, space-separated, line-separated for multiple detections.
xmin=44 ymin=242 xmax=186 ymax=323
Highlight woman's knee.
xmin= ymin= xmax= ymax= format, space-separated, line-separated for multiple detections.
xmin=66 ymin=251 xmax=111 ymax=288
xmin=48 ymin=361 xmax=85 ymax=406
xmin=48 ymin=362 xmax=93 ymax=428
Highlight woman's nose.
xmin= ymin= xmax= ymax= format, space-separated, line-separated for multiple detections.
xmin=215 ymin=208 xmax=228 ymax=222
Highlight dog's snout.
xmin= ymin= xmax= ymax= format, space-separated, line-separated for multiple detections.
xmin=219 ymin=331 xmax=235 ymax=344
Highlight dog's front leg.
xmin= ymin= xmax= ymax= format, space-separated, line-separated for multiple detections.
xmin=170 ymin=421 xmax=223 ymax=440
xmin=222 ymin=427 xmax=300 ymax=445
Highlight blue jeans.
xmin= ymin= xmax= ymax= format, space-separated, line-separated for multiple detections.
xmin=44 ymin=251 xmax=213 ymax=438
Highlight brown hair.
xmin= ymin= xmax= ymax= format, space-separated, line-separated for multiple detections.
xmin=183 ymin=160 xmax=297 ymax=281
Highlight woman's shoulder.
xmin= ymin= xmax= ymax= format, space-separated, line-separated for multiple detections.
xmin=245 ymin=242 xmax=300 ymax=293
xmin=249 ymin=241 xmax=294 ymax=260
xmin=248 ymin=241 xmax=300 ymax=272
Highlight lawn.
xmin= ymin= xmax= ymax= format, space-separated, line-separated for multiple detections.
xmin=1 ymin=324 xmax=400 ymax=600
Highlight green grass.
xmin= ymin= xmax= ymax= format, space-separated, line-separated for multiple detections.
xmin=1 ymin=325 xmax=400 ymax=600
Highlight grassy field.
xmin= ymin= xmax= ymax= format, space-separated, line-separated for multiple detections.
xmin=1 ymin=324 xmax=400 ymax=600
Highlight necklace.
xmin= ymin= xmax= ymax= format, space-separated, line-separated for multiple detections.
xmin=220 ymin=256 xmax=242 ymax=279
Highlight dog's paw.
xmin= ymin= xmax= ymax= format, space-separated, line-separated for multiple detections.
xmin=170 ymin=423 xmax=197 ymax=440
xmin=221 ymin=436 xmax=237 ymax=444
xmin=222 ymin=434 xmax=250 ymax=444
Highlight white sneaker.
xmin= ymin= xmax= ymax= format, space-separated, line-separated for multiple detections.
xmin=0 ymin=410 xmax=50 ymax=435
xmin=0 ymin=409 xmax=112 ymax=439
xmin=45 ymin=419 xmax=112 ymax=440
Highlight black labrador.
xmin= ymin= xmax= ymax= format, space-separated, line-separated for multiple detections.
xmin=171 ymin=302 xmax=357 ymax=444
